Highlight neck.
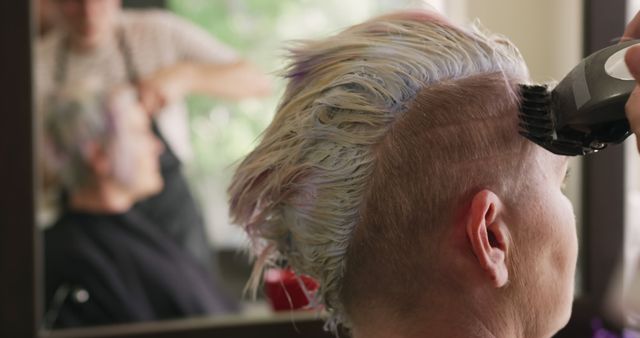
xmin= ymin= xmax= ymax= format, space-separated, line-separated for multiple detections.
xmin=69 ymin=179 xmax=135 ymax=214
xmin=67 ymin=27 xmax=117 ymax=54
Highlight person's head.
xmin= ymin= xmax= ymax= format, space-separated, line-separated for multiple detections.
xmin=53 ymin=0 xmax=121 ymax=49
xmin=38 ymin=0 xmax=58 ymax=37
xmin=229 ymin=9 xmax=576 ymax=338
xmin=44 ymin=83 xmax=163 ymax=203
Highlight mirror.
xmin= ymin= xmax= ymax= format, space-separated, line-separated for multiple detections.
xmin=35 ymin=0 xmax=447 ymax=334
xmin=34 ymin=0 xmax=586 ymax=335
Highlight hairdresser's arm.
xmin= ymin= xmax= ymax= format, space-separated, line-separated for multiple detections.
xmin=624 ymin=11 xmax=640 ymax=151
xmin=137 ymin=60 xmax=272 ymax=114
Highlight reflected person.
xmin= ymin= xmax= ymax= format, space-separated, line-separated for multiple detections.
xmin=44 ymin=86 xmax=237 ymax=328
xmin=37 ymin=0 xmax=271 ymax=279
xmin=229 ymin=10 xmax=576 ymax=338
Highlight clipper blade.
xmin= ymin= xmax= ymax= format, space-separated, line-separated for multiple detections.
xmin=518 ymin=84 xmax=554 ymax=141
xmin=518 ymin=84 xmax=586 ymax=156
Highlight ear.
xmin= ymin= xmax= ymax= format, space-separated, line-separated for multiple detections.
xmin=84 ymin=142 xmax=111 ymax=178
xmin=465 ymin=189 xmax=510 ymax=288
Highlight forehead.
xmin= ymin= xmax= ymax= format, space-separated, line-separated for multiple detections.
xmin=545 ymin=150 xmax=569 ymax=169
xmin=531 ymin=147 xmax=570 ymax=176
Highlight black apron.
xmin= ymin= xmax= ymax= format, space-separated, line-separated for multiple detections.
xmin=44 ymin=210 xmax=238 ymax=328
xmin=53 ymin=28 xmax=215 ymax=275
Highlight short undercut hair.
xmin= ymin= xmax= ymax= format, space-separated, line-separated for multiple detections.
xmin=229 ymin=10 xmax=531 ymax=330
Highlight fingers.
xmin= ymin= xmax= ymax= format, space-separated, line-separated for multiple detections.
xmin=625 ymin=45 xmax=640 ymax=152
xmin=624 ymin=11 xmax=640 ymax=41
xmin=626 ymin=45 xmax=640 ymax=77
xmin=626 ymin=86 xmax=640 ymax=152
xmin=137 ymin=84 xmax=166 ymax=115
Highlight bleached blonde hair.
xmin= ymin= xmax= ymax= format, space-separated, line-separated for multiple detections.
xmin=229 ymin=10 xmax=531 ymax=330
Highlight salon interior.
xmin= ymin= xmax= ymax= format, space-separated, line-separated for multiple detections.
xmin=2 ymin=0 xmax=640 ymax=337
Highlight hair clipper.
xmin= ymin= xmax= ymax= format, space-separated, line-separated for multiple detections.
xmin=518 ymin=40 xmax=640 ymax=156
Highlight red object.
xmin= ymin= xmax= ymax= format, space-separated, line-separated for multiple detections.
xmin=263 ymin=268 xmax=319 ymax=311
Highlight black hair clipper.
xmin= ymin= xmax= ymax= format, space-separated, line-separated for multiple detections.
xmin=518 ymin=40 xmax=640 ymax=156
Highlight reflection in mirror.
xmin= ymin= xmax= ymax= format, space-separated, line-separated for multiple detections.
xmin=35 ymin=0 xmax=435 ymax=333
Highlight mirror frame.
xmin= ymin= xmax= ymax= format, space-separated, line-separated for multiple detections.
xmin=0 ymin=0 xmax=39 ymax=337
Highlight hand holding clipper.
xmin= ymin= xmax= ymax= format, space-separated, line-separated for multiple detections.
xmin=519 ymin=40 xmax=640 ymax=156
xmin=624 ymin=43 xmax=640 ymax=153
xmin=623 ymin=10 xmax=640 ymax=153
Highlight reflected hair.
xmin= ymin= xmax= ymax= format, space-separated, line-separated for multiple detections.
xmin=228 ymin=9 xmax=530 ymax=331
xmin=43 ymin=83 xmax=135 ymax=191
